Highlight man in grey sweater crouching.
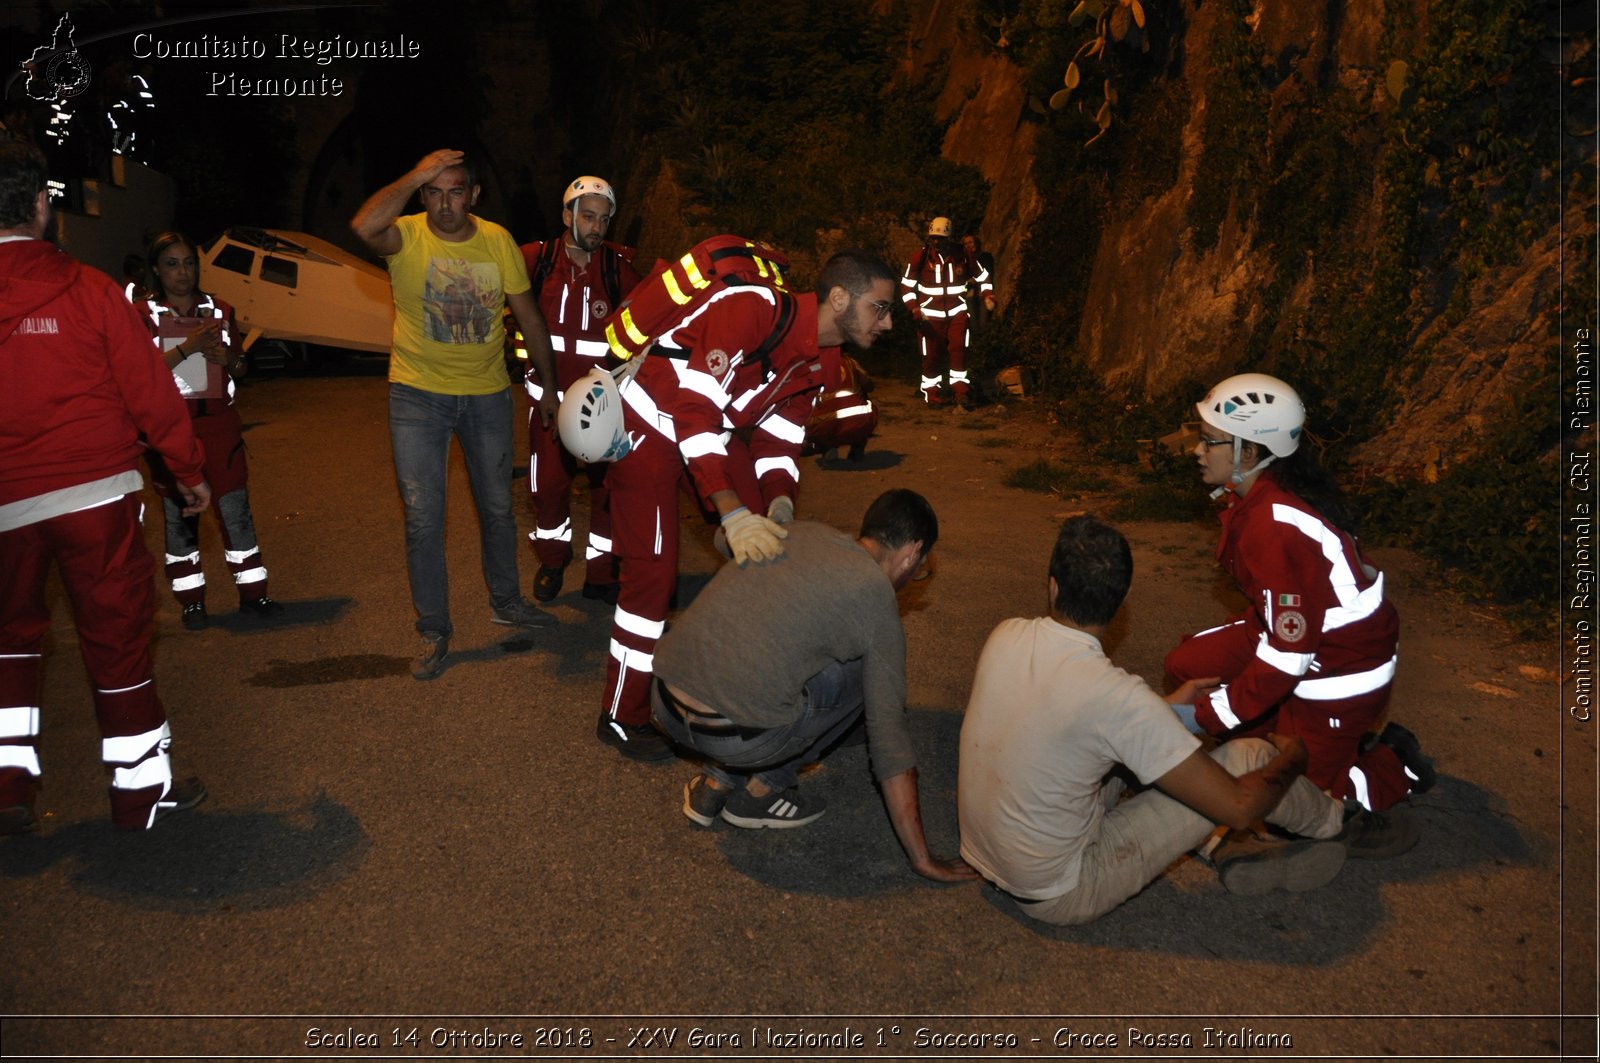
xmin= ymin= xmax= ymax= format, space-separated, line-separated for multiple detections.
xmin=651 ymin=489 xmax=976 ymax=883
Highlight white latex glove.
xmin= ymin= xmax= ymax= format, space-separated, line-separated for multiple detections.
xmin=767 ymin=495 xmax=795 ymax=526
xmin=721 ymin=506 xmax=788 ymax=566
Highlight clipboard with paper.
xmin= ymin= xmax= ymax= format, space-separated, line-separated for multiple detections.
xmin=157 ymin=316 xmax=226 ymax=400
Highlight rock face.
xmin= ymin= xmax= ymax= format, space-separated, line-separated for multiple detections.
xmin=903 ymin=0 xmax=1582 ymax=470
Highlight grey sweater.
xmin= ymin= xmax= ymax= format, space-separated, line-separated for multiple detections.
xmin=655 ymin=521 xmax=917 ymax=781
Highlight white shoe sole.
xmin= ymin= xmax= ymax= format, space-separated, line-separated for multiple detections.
xmin=720 ymin=795 xmax=824 ymax=830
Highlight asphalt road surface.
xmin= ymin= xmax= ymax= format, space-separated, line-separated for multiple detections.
xmin=2 ymin=369 xmax=1592 ymax=1061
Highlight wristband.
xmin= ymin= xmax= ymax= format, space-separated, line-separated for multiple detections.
xmin=721 ymin=506 xmax=748 ymax=523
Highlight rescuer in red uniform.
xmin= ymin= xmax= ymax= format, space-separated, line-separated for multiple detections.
xmin=0 ymin=139 xmax=209 ymax=832
xmin=1163 ymin=373 xmax=1435 ymax=811
xmin=567 ymin=247 xmax=899 ymax=761
xmin=516 ymin=176 xmax=641 ymax=605
xmin=137 ymin=231 xmax=282 ymax=630
xmin=901 ymin=216 xmax=991 ymax=407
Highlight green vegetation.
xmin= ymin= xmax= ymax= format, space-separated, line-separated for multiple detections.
xmin=1004 ymin=459 xmax=1111 ymax=496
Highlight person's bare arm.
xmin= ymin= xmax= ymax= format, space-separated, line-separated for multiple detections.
xmin=880 ymin=768 xmax=980 ymax=884
xmin=350 ymin=149 xmax=463 ymax=257
xmin=1154 ymin=733 xmax=1309 ymax=831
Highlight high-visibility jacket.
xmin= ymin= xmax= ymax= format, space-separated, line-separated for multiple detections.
xmin=619 ymin=287 xmax=837 ymax=508
xmin=514 ymin=237 xmax=640 ymax=395
xmin=1193 ymin=477 xmax=1399 ymax=735
xmin=901 ymin=245 xmax=989 ymax=319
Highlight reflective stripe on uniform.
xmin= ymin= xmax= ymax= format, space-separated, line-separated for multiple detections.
xmin=754 ymin=456 xmax=800 ymax=481
xmin=1348 ymin=766 xmax=1372 ymax=810
xmin=619 ymin=378 xmax=676 ymax=441
xmin=1209 ymin=687 xmax=1243 ymax=730
xmin=815 ymin=402 xmax=874 ymax=421
xmin=757 ymin=414 xmax=806 ymax=445
xmin=232 ymin=565 xmax=267 ymax=586
xmin=0 ymin=745 xmax=41 ymax=774
xmin=1294 ymin=655 xmax=1398 ymax=701
xmin=679 ymin=431 xmax=729 ymax=460
xmin=608 ymin=638 xmax=654 ymax=673
xmin=102 ymin=722 xmax=170 ymax=766
xmin=534 ymin=519 xmax=572 ymax=542
xmin=0 ymin=705 xmax=39 ymax=739
xmin=1270 ymin=504 xmax=1385 ymax=631
xmin=1254 ymin=633 xmax=1315 ymax=676
xmin=613 ymin=607 xmax=665 ymax=640
xmin=673 ymin=362 xmax=731 ymax=406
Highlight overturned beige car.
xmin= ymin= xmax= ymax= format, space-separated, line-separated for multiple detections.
xmin=199 ymin=227 xmax=393 ymax=363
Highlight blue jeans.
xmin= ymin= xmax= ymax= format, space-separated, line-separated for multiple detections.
xmin=389 ymin=383 xmax=521 ymax=638
xmin=652 ymin=658 xmax=865 ymax=792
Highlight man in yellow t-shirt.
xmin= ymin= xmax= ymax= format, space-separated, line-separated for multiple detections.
xmin=352 ymin=149 xmax=561 ymax=679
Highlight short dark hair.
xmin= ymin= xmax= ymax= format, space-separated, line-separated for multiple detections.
xmin=1049 ymin=515 xmax=1133 ymax=627
xmin=0 ymin=138 xmax=48 ymax=230
xmin=144 ymin=231 xmax=196 ymax=301
xmin=859 ymin=488 xmax=938 ymax=558
xmin=451 ymin=152 xmax=480 ymax=190
xmin=815 ymin=248 xmax=895 ymax=299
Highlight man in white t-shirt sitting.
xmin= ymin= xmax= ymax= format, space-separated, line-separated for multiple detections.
xmin=957 ymin=515 xmax=1416 ymax=926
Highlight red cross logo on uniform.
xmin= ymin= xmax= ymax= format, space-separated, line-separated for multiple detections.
xmin=1275 ymin=610 xmax=1308 ymax=643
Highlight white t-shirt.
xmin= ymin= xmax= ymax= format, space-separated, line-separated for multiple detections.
xmin=958 ymin=617 xmax=1200 ymax=899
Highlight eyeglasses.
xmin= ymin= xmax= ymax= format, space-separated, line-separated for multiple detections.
xmin=868 ymin=299 xmax=894 ymax=321
xmin=1198 ymin=436 xmax=1232 ymax=449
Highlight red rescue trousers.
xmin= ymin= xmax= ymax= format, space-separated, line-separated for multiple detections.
xmin=1165 ymin=617 xmax=1412 ymax=811
xmin=0 ymin=495 xmax=177 ymax=827
xmin=917 ymin=314 xmax=971 ymax=401
xmin=526 ymin=400 xmax=616 ymax=587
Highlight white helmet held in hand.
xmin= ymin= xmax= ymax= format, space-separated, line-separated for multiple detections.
xmin=563 ymin=175 xmax=617 ymax=215
xmin=559 ymin=366 xmax=633 ymax=463
xmin=1197 ymin=372 xmax=1304 ymax=457
xmin=927 ymin=216 xmax=953 ymax=237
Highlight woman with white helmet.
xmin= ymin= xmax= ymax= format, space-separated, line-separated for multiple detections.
xmin=1163 ymin=373 xmax=1434 ymax=812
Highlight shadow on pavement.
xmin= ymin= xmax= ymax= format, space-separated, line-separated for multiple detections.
xmin=204 ymin=596 xmax=355 ymax=634
xmin=707 ymin=707 xmax=968 ymax=900
xmin=814 ymin=448 xmax=905 ymax=472
xmin=0 ymin=791 xmax=369 ymax=912
xmin=978 ymin=773 xmax=1538 ymax=962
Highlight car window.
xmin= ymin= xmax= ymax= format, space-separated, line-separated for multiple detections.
xmin=261 ymin=256 xmax=298 ymax=288
xmin=212 ymin=244 xmax=255 ymax=275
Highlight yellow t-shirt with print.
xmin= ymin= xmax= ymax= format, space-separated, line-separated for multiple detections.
xmin=384 ymin=213 xmax=531 ymax=395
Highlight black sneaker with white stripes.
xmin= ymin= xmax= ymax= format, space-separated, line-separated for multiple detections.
xmin=719 ymin=786 xmax=825 ymax=829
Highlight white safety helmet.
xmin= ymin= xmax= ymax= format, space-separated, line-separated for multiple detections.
xmin=1197 ymin=372 xmax=1304 ymax=493
xmin=563 ymin=175 xmax=617 ymax=215
xmin=558 ymin=366 xmax=633 ymax=463
xmin=1197 ymin=372 xmax=1305 ymax=457
xmin=927 ymin=216 xmax=953 ymax=237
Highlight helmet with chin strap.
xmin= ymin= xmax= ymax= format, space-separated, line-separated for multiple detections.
xmin=563 ymin=176 xmax=616 ymax=215
xmin=558 ymin=366 xmax=634 ymax=463
xmin=1197 ymin=373 xmax=1304 ymax=491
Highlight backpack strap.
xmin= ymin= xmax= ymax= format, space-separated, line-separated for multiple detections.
xmin=650 ymin=291 xmax=796 ymax=374
xmin=600 ymin=244 xmax=624 ymax=308
xmin=528 ymin=234 xmax=565 ymax=295
xmin=748 ymin=291 xmax=797 ymax=373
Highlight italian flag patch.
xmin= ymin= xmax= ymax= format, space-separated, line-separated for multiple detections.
xmin=1277 ymin=593 xmax=1301 ymax=607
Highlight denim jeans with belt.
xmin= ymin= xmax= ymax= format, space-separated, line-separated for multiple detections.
xmin=652 ymin=658 xmax=865 ymax=792
xmin=389 ymin=382 xmax=521 ymax=638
